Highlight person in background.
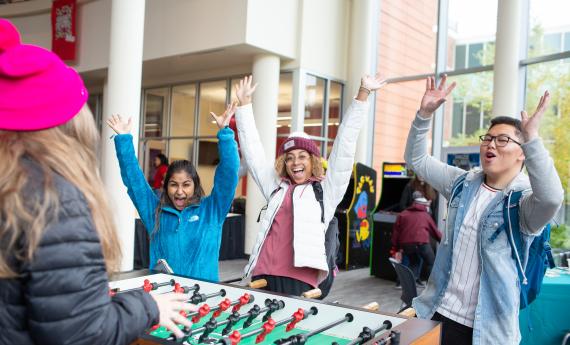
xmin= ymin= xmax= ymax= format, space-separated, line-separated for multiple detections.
xmin=152 ymin=153 xmax=169 ymax=192
xmin=392 ymin=191 xmax=442 ymax=287
xmin=0 ymin=19 xmax=195 ymax=344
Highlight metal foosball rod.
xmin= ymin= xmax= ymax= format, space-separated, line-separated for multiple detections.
xmin=218 ymin=307 xmax=319 ymax=345
xmin=273 ymin=313 xmax=354 ymax=345
xmin=110 ymin=278 xmax=176 ymax=295
xmin=172 ymin=282 xmax=200 ymax=294
xmin=188 ymin=288 xmax=226 ymax=304
xmin=335 ymin=320 xmax=392 ymax=345
xmin=189 ymin=293 xmax=255 ymax=325
xmin=375 ymin=330 xmax=401 ymax=345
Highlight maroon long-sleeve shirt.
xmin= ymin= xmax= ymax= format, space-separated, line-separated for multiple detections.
xmin=391 ymin=202 xmax=442 ymax=249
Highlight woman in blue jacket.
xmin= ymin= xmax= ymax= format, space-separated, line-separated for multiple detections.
xmin=106 ymin=103 xmax=240 ymax=281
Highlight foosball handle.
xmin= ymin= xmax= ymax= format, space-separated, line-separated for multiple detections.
xmin=301 ymin=288 xmax=322 ymax=299
xmin=398 ymin=307 xmax=416 ymax=317
xmin=248 ymin=279 xmax=267 ymax=289
xmin=362 ymin=301 xmax=380 ymax=311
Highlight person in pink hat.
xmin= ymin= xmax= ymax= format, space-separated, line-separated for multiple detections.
xmin=0 ymin=19 xmax=196 ymax=344
xmin=234 ymin=75 xmax=387 ymax=295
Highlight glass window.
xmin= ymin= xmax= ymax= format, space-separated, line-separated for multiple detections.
xmin=143 ymin=88 xmax=169 ymax=138
xmin=171 ymin=84 xmax=196 ymax=137
xmin=564 ymin=32 xmax=570 ymax=51
xmin=139 ymin=139 xmax=167 ymax=185
xmin=87 ymin=93 xmax=102 ymax=133
xmin=327 ymin=81 xmax=342 ymax=142
xmin=169 ymin=139 xmax=194 ymax=162
xmin=303 ymin=74 xmax=325 ymax=139
xmin=525 ymin=59 xmax=570 ymax=246
xmin=197 ymin=139 xmax=219 ymax=194
xmin=198 ymin=80 xmax=227 ymax=137
xmin=277 ymin=72 xmax=293 ymax=137
xmin=443 ymin=71 xmax=493 ymax=146
xmin=528 ymin=0 xmax=570 ymax=58
xmin=455 ymin=45 xmax=466 ymax=70
xmin=447 ymin=0 xmax=497 ymax=70
xmin=377 ymin=0 xmax=438 ymax=76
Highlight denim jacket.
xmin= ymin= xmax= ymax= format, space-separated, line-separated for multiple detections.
xmin=113 ymin=128 xmax=239 ymax=281
xmin=404 ymin=113 xmax=563 ymax=345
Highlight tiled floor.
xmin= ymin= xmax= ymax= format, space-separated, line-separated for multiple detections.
xmin=219 ymin=259 xmax=423 ymax=314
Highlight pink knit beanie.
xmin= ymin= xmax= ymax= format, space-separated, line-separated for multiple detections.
xmin=0 ymin=19 xmax=88 ymax=131
xmin=278 ymin=131 xmax=321 ymax=158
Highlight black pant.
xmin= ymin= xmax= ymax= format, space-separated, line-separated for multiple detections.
xmin=432 ymin=312 xmax=473 ymax=345
xmin=401 ymin=243 xmax=435 ymax=281
xmin=252 ymin=275 xmax=312 ymax=296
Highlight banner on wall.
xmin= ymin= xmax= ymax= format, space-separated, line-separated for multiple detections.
xmin=51 ymin=0 xmax=77 ymax=61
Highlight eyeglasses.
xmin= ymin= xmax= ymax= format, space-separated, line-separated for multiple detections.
xmin=479 ymin=134 xmax=522 ymax=147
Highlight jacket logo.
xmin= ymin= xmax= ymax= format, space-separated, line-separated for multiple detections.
xmin=189 ymin=215 xmax=200 ymax=222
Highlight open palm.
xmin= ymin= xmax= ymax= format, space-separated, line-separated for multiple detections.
xmin=235 ymin=75 xmax=258 ymax=106
xmin=210 ymin=102 xmax=237 ymax=129
xmin=106 ymin=114 xmax=132 ymax=135
xmin=521 ymin=90 xmax=550 ymax=142
xmin=418 ymin=75 xmax=456 ymax=117
xmin=361 ymin=73 xmax=387 ymax=91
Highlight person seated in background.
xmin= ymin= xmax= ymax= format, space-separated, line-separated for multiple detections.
xmin=234 ymin=74 xmax=386 ymax=295
xmin=0 ymin=19 xmax=195 ymax=343
xmin=392 ymin=191 xmax=442 ymax=287
xmin=106 ymin=103 xmax=239 ymax=282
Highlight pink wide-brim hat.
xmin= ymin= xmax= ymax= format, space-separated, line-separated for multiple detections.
xmin=0 ymin=19 xmax=88 ymax=131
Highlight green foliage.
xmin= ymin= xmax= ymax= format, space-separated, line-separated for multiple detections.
xmin=551 ymin=224 xmax=570 ymax=250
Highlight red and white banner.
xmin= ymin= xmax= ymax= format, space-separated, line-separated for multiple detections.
xmin=51 ymin=0 xmax=77 ymax=61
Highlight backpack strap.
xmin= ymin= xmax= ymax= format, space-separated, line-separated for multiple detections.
xmin=503 ymin=190 xmax=528 ymax=285
xmin=311 ymin=181 xmax=325 ymax=223
xmin=257 ymin=186 xmax=282 ymax=222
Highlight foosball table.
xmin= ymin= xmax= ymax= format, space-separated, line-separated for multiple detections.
xmin=110 ymin=273 xmax=440 ymax=345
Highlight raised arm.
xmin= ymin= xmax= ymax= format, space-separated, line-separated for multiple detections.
xmin=107 ymin=115 xmax=159 ymax=233
xmin=519 ymin=91 xmax=564 ymax=234
xmin=404 ymin=75 xmax=464 ymax=199
xmin=203 ymin=103 xmax=241 ymax=223
xmin=234 ymin=76 xmax=280 ymax=200
xmin=322 ymin=74 xmax=386 ymax=222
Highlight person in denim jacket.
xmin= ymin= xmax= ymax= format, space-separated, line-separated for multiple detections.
xmin=106 ymin=104 xmax=240 ymax=282
xmin=404 ymin=75 xmax=563 ymax=345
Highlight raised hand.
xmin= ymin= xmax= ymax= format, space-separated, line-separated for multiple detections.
xmin=418 ymin=75 xmax=456 ymax=118
xmin=235 ymin=75 xmax=258 ymax=106
xmin=151 ymin=293 xmax=197 ymax=339
xmin=521 ymin=90 xmax=550 ymax=142
xmin=106 ymin=114 xmax=132 ymax=135
xmin=361 ymin=73 xmax=387 ymax=92
xmin=210 ymin=102 xmax=237 ymax=129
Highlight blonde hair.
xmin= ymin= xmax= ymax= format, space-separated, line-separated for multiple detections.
xmin=0 ymin=105 xmax=121 ymax=278
xmin=274 ymin=154 xmax=325 ymax=180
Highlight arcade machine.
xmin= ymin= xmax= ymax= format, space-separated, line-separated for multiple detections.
xmin=370 ymin=163 xmax=414 ymax=280
xmin=336 ymin=163 xmax=377 ymax=270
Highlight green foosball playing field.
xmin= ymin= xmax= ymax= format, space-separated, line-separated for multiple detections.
xmin=149 ymin=310 xmax=351 ymax=344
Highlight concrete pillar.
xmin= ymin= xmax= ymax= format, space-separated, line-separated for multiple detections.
xmin=492 ymin=0 xmax=522 ymax=117
xmin=244 ymin=54 xmax=280 ymax=254
xmin=100 ymin=0 xmax=145 ymax=271
xmin=346 ymin=0 xmax=378 ymax=165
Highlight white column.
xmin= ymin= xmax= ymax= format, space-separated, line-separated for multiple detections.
xmin=244 ymin=54 xmax=280 ymax=254
xmin=290 ymin=69 xmax=306 ymax=133
xmin=346 ymin=0 xmax=378 ymax=165
xmin=492 ymin=0 xmax=522 ymax=117
xmin=100 ymin=0 xmax=146 ymax=271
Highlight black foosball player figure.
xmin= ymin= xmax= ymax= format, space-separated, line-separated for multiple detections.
xmin=234 ymin=74 xmax=388 ymax=296
xmin=0 ymin=19 xmax=198 ymax=344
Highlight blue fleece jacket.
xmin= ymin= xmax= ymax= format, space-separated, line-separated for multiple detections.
xmin=113 ymin=127 xmax=239 ymax=281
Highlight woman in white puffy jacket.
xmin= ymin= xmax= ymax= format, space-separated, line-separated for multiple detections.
xmin=234 ymin=75 xmax=386 ymax=295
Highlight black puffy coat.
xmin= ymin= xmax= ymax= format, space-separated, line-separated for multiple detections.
xmin=0 ymin=161 xmax=159 ymax=345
